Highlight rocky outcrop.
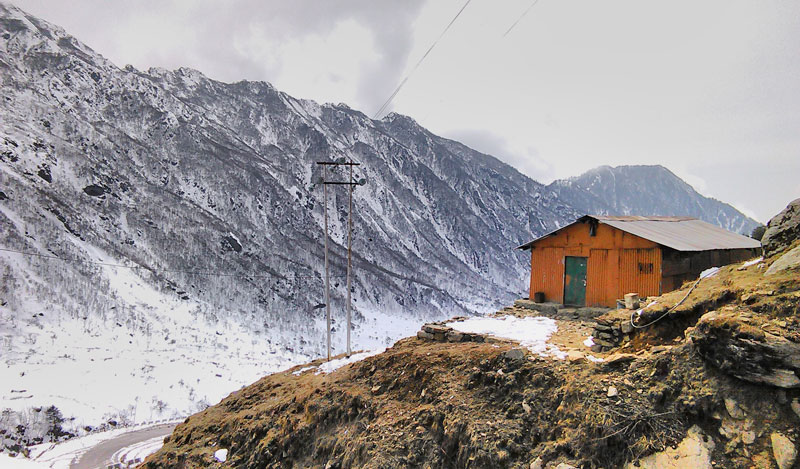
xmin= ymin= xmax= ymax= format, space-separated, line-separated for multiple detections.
xmin=416 ymin=321 xmax=488 ymax=343
xmin=624 ymin=425 xmax=715 ymax=469
xmin=762 ymin=198 xmax=800 ymax=257
xmin=765 ymin=245 xmax=800 ymax=276
xmin=690 ymin=310 xmax=800 ymax=388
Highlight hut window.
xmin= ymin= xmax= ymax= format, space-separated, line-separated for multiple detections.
xmin=638 ymin=262 xmax=654 ymax=274
xmin=589 ymin=221 xmax=597 ymax=237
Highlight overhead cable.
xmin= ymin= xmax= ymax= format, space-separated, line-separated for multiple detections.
xmin=502 ymin=0 xmax=540 ymax=38
xmin=372 ymin=0 xmax=473 ymax=119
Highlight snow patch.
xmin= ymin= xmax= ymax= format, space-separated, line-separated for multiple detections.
xmin=448 ymin=316 xmax=565 ymax=359
xmin=699 ymin=267 xmax=720 ymax=279
xmin=214 ymin=448 xmax=228 ymax=462
xmin=314 ymin=350 xmax=383 ymax=375
xmin=740 ymin=257 xmax=763 ymax=269
xmin=292 ymin=366 xmax=315 ymax=376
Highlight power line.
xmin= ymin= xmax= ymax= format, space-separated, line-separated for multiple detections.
xmin=502 ymin=0 xmax=540 ymax=38
xmin=372 ymin=0 xmax=474 ymax=119
xmin=0 ymin=246 xmax=346 ymax=280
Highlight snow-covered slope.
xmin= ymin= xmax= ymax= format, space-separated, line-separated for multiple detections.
xmin=0 ymin=2 xmax=758 ymax=441
xmin=0 ymin=1 xmax=577 ymax=433
xmin=547 ymin=165 xmax=760 ymax=234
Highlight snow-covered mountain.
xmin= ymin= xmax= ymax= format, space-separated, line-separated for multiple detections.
xmin=0 ymin=2 xmax=578 ymax=433
xmin=0 ymin=2 xmax=759 ymax=440
xmin=547 ymin=165 xmax=760 ymax=234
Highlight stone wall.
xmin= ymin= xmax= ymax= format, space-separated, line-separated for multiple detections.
xmin=590 ymin=316 xmax=635 ymax=352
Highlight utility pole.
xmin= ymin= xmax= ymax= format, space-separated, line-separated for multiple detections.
xmin=322 ymin=164 xmax=331 ymax=361
xmin=346 ymin=163 xmax=353 ymax=357
xmin=316 ymin=160 xmax=365 ymax=360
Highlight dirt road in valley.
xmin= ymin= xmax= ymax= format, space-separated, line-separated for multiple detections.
xmin=70 ymin=424 xmax=176 ymax=469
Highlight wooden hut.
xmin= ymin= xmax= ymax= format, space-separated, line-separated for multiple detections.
xmin=518 ymin=215 xmax=760 ymax=307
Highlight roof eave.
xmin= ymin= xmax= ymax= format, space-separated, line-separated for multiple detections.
xmin=517 ymin=215 xmax=596 ymax=250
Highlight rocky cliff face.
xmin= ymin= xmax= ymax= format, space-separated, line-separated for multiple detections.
xmin=548 ymin=165 xmax=760 ymax=235
xmin=762 ymin=198 xmax=800 ymax=257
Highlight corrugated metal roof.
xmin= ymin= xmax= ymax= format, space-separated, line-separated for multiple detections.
xmin=596 ymin=216 xmax=761 ymax=251
xmin=519 ymin=215 xmax=761 ymax=251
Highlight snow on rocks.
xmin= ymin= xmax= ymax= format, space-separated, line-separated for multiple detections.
xmin=214 ymin=448 xmax=228 ymax=462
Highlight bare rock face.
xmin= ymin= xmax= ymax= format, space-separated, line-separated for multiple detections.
xmin=762 ymin=198 xmax=800 ymax=257
xmin=624 ymin=425 xmax=715 ymax=469
xmin=690 ymin=311 xmax=800 ymax=388
xmin=765 ymin=245 xmax=800 ymax=276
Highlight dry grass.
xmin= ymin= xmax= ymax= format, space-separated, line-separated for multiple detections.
xmin=144 ymin=251 xmax=800 ymax=469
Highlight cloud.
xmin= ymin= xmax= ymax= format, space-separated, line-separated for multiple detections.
xmin=10 ymin=0 xmax=800 ymax=222
xmin=12 ymin=0 xmax=425 ymax=111
xmin=730 ymin=203 xmax=760 ymax=224
xmin=444 ymin=128 xmax=554 ymax=182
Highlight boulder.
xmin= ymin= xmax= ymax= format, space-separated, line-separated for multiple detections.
xmin=621 ymin=321 xmax=634 ymax=334
xmin=503 ymin=348 xmax=526 ymax=361
xmin=771 ymin=432 xmax=797 ymax=469
xmin=762 ymin=198 xmax=800 ymax=257
xmin=83 ymin=184 xmax=106 ymax=197
xmin=792 ymin=399 xmax=800 ymax=419
xmin=422 ymin=324 xmax=452 ymax=334
xmin=765 ymin=245 xmax=800 ymax=276
xmin=566 ymin=350 xmax=585 ymax=362
xmin=691 ymin=311 xmax=800 ymax=388
xmin=724 ymin=397 xmax=747 ymax=419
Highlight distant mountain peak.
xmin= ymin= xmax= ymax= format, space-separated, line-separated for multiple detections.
xmin=548 ymin=165 xmax=759 ymax=234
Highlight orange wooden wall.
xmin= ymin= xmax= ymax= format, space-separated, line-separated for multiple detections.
xmin=528 ymin=221 xmax=662 ymax=307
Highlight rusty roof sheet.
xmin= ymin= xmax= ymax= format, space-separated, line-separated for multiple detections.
xmin=519 ymin=215 xmax=761 ymax=251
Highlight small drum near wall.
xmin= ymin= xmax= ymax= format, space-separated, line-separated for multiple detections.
xmin=533 ymin=291 xmax=545 ymax=303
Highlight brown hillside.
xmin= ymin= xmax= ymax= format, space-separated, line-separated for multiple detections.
xmin=144 ymin=250 xmax=799 ymax=468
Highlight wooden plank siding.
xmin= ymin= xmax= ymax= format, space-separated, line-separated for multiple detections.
xmin=527 ymin=220 xmax=662 ymax=307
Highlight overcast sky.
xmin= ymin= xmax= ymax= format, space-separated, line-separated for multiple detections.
xmin=12 ymin=0 xmax=800 ymax=223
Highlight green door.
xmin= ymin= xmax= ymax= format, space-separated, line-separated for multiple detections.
xmin=564 ymin=256 xmax=588 ymax=306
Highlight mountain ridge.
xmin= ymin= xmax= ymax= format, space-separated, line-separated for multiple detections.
xmin=547 ymin=164 xmax=759 ymax=234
